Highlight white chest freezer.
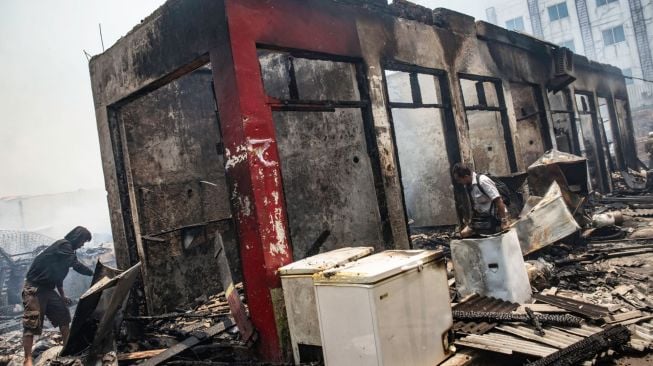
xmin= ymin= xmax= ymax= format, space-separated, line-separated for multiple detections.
xmin=279 ymin=247 xmax=374 ymax=364
xmin=313 ymin=250 xmax=453 ymax=366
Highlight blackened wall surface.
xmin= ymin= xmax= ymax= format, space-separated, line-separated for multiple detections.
xmin=117 ymin=67 xmax=239 ymax=313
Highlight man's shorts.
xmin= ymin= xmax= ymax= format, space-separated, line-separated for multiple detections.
xmin=22 ymin=282 xmax=71 ymax=336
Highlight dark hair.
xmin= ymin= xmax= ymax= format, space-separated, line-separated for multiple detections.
xmin=64 ymin=226 xmax=92 ymax=247
xmin=452 ymin=162 xmax=472 ymax=177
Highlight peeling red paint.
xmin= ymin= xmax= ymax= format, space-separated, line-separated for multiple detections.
xmin=210 ymin=0 xmax=364 ymax=360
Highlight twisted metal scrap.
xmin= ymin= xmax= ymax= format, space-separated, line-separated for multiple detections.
xmin=452 ymin=310 xmax=582 ymax=327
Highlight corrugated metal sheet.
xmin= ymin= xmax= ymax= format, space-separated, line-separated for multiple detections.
xmin=496 ymin=325 xmax=582 ymax=348
xmin=453 ymin=294 xmax=519 ymax=334
xmin=456 ymin=333 xmax=558 ymax=357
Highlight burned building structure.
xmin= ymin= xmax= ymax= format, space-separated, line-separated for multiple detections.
xmin=88 ymin=0 xmax=640 ymax=361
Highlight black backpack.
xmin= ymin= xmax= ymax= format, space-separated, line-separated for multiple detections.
xmin=475 ymin=174 xmax=512 ymax=206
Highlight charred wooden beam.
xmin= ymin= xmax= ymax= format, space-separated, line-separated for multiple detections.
xmin=532 ymin=294 xmax=610 ymax=320
xmin=452 ymin=310 xmax=582 ymax=327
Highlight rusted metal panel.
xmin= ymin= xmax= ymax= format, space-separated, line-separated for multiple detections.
xmin=61 ymin=262 xmax=142 ymax=358
xmin=513 ymin=182 xmax=580 ymax=255
xmin=526 ymin=149 xmax=589 ymax=198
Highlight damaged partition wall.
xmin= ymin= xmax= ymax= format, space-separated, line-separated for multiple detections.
xmin=89 ymin=0 xmax=640 ymax=360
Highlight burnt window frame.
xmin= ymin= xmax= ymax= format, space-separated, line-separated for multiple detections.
xmin=596 ymin=93 xmax=625 ymax=171
xmin=574 ymin=90 xmax=612 ymax=192
xmin=510 ymin=81 xmax=554 ymax=152
xmin=256 ymin=45 xmax=395 ymax=247
xmin=381 ymin=61 xmax=463 ymax=233
xmin=458 ymin=73 xmax=518 ymax=173
xmin=548 ymin=88 xmax=582 ymax=155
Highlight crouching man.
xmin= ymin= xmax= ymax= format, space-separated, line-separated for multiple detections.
xmin=452 ymin=163 xmax=510 ymax=238
xmin=22 ymin=226 xmax=93 ymax=366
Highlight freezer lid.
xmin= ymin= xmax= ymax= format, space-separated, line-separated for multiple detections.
xmin=313 ymin=250 xmax=443 ymax=284
xmin=278 ymin=246 xmax=375 ymax=275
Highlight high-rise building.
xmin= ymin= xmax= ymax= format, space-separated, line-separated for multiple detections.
xmin=485 ymin=0 xmax=653 ymax=108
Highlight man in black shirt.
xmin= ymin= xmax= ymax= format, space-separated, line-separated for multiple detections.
xmin=21 ymin=226 xmax=93 ymax=366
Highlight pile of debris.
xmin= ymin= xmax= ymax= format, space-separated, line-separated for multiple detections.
xmin=116 ymin=286 xmax=247 ymax=365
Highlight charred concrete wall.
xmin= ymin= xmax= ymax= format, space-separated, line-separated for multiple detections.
xmin=115 ymin=66 xmax=239 ymax=313
xmin=88 ymin=1 xmax=639 ymax=352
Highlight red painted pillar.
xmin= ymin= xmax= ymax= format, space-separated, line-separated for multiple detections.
xmin=210 ymin=5 xmax=294 ymax=362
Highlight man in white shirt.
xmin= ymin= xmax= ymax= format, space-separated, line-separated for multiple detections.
xmin=452 ymin=163 xmax=510 ymax=238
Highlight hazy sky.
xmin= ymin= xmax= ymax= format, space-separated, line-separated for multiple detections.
xmin=0 ymin=0 xmax=481 ymax=198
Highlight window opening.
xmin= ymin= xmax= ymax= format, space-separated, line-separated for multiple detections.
xmin=548 ymin=2 xmax=569 ymax=21
xmin=603 ymin=25 xmax=626 ymax=46
xmin=258 ymin=49 xmax=387 ymax=258
xmin=384 ymin=65 xmax=458 ymax=229
xmin=459 ymin=75 xmax=516 ymax=175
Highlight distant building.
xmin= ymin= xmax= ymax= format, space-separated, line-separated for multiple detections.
xmin=0 ymin=188 xmax=112 ymax=241
xmin=485 ymin=0 xmax=653 ymax=109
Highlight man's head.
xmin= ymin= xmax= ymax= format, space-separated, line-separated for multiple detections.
xmin=64 ymin=226 xmax=92 ymax=249
xmin=452 ymin=162 xmax=474 ymax=186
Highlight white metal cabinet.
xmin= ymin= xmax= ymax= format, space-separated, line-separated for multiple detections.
xmin=313 ymin=250 xmax=452 ymax=366
xmin=279 ymin=247 xmax=374 ymax=364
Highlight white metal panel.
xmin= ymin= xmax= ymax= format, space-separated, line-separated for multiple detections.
xmin=314 ymin=250 xmax=442 ymax=284
xmin=372 ymin=260 xmax=453 ymax=365
xmin=316 ymin=285 xmax=379 ymax=366
xmin=279 ymin=246 xmax=374 ymax=275
xmin=316 ymin=256 xmax=452 ymax=366
xmin=280 ymin=247 xmax=375 ymax=364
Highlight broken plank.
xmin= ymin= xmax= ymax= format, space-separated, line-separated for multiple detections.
xmin=118 ymin=349 xmax=166 ymax=361
xmin=142 ymin=319 xmax=234 ymax=366
xmin=620 ymin=315 xmax=653 ymax=325
xmin=440 ymin=349 xmax=479 ymax=366
xmin=454 ymin=340 xmax=513 ymax=355
xmin=515 ymin=304 xmax=567 ymax=313
xmin=462 ymin=333 xmax=557 ymax=357
xmin=604 ymin=310 xmax=643 ymax=324
xmin=611 ymin=285 xmax=634 ymax=296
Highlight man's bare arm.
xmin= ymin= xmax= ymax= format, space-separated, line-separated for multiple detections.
xmin=494 ymin=197 xmax=510 ymax=230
